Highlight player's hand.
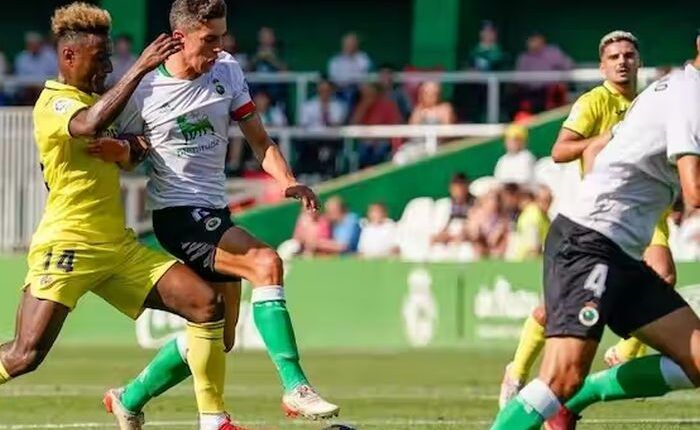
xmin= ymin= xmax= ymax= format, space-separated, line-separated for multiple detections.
xmin=86 ymin=137 xmax=130 ymax=164
xmin=285 ymin=184 xmax=320 ymax=212
xmin=133 ymin=34 xmax=183 ymax=74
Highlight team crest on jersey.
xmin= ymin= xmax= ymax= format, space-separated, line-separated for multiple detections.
xmin=52 ymin=98 xmax=73 ymax=114
xmin=176 ymin=113 xmax=214 ymax=142
xmin=578 ymin=304 xmax=599 ymax=327
xmin=213 ymin=78 xmax=225 ymax=95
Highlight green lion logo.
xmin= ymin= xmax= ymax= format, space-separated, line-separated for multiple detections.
xmin=176 ymin=114 xmax=214 ymax=142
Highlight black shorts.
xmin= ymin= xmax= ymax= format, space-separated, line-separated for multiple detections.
xmin=153 ymin=206 xmax=239 ymax=282
xmin=543 ymin=215 xmax=687 ymax=341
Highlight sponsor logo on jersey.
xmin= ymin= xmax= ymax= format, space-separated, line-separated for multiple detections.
xmin=176 ymin=113 xmax=215 ymax=142
xmin=52 ymin=98 xmax=73 ymax=114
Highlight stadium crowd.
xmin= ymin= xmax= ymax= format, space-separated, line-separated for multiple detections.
xmin=0 ymin=24 xmax=576 ymax=175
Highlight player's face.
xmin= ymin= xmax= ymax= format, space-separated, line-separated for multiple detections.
xmin=600 ymin=40 xmax=639 ymax=85
xmin=61 ymin=34 xmax=112 ymax=94
xmin=176 ymin=18 xmax=226 ymax=74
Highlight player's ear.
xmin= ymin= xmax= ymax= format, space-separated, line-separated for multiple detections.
xmin=62 ymin=46 xmax=75 ymax=66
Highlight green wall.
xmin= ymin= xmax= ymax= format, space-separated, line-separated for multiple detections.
xmin=143 ymin=0 xmax=412 ymax=72
xmin=459 ymin=0 xmax=699 ymax=68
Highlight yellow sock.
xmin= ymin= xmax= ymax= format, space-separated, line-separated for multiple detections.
xmin=636 ymin=343 xmax=649 ymax=358
xmin=510 ymin=315 xmax=546 ymax=381
xmin=0 ymin=358 xmax=11 ymax=385
xmin=614 ymin=337 xmax=646 ymax=362
xmin=186 ymin=320 xmax=226 ymax=414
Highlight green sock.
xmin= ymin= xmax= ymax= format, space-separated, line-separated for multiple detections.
xmin=490 ymin=396 xmax=544 ymax=430
xmin=566 ymin=355 xmax=673 ymax=414
xmin=120 ymin=338 xmax=191 ymax=412
xmin=252 ymin=288 xmax=308 ymax=392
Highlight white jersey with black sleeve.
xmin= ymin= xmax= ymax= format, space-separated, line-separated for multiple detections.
xmin=115 ymin=52 xmax=255 ymax=210
xmin=564 ymin=64 xmax=700 ymax=260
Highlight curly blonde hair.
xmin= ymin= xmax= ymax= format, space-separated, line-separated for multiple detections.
xmin=51 ymin=2 xmax=111 ymax=40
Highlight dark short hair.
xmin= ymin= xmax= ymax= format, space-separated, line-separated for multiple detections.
xmin=502 ymin=182 xmax=521 ymax=194
xmin=451 ymin=172 xmax=469 ymax=184
xmin=169 ymin=0 xmax=227 ymax=31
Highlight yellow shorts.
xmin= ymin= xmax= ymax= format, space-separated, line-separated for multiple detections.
xmin=24 ymin=231 xmax=176 ymax=319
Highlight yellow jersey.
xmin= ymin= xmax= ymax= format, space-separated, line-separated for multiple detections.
xmin=562 ymin=80 xmax=631 ymax=139
xmin=31 ymin=80 xmax=126 ymax=246
xmin=561 ymin=80 xmax=670 ymax=248
xmin=514 ymin=202 xmax=551 ymax=260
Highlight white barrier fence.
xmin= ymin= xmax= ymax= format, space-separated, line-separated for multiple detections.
xmin=0 ymin=67 xmax=660 ymax=123
xmin=0 ymin=106 xmax=505 ymax=251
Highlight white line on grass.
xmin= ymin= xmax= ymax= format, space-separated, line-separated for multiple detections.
xmin=5 ymin=418 xmax=700 ymax=429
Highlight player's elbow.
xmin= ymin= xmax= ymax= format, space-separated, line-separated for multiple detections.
xmin=683 ymin=189 xmax=700 ymax=209
xmin=550 ymin=142 xmax=573 ymax=163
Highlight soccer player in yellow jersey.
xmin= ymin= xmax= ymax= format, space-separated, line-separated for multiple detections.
xmin=498 ymin=31 xmax=677 ymax=411
xmin=0 ymin=4 xmax=244 ymax=430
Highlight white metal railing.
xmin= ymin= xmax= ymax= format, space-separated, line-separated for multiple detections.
xmin=0 ymin=106 xmax=506 ymax=251
xmin=0 ymin=67 xmax=661 ymax=123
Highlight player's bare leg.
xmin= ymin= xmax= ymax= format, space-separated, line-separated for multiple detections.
xmin=214 ymin=226 xmax=339 ymax=420
xmin=105 ymin=263 xmax=242 ymax=430
xmin=0 ymin=289 xmax=69 ymax=383
xmin=491 ymin=336 xmax=597 ymax=429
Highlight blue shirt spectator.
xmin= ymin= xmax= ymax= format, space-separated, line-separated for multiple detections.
xmin=332 ymin=212 xmax=361 ymax=253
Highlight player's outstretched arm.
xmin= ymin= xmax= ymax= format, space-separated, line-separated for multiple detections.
xmin=551 ymin=127 xmax=612 ymax=163
xmin=239 ymin=113 xmax=319 ymax=211
xmin=69 ymin=34 xmax=182 ymax=138
xmin=677 ymin=155 xmax=700 ymax=207
xmin=86 ymin=135 xmax=150 ymax=171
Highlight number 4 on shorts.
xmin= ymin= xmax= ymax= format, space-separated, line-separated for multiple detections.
xmin=43 ymin=250 xmax=76 ymax=273
xmin=584 ymin=263 xmax=608 ymax=298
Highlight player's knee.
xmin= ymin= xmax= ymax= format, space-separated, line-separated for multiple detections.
xmin=532 ymin=305 xmax=547 ymax=326
xmin=250 ymin=248 xmax=283 ymax=285
xmin=188 ymin=290 xmax=224 ymax=324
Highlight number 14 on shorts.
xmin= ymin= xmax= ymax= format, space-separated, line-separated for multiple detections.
xmin=43 ymin=249 xmax=76 ymax=273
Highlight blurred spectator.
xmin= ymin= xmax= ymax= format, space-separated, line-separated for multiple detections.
xmin=378 ymin=65 xmax=412 ymax=120
xmin=106 ymin=34 xmax=136 ymax=88
xmin=0 ymin=48 xmax=7 ymax=76
xmin=15 ymin=32 xmax=57 ymax=79
xmin=250 ymin=27 xmax=286 ymax=103
xmin=515 ymin=32 xmax=573 ymax=112
xmin=500 ymin=182 xmax=523 ymax=225
xmin=313 ymin=196 xmax=361 ymax=254
xmin=494 ymin=124 xmax=536 ymax=185
xmin=409 ymin=81 xmax=456 ymax=125
xmin=254 ymin=91 xmax=287 ymax=127
xmin=467 ymin=21 xmax=508 ymax=72
xmin=222 ymin=34 xmax=249 ymax=71
xmin=432 ymin=173 xmax=474 ymax=244
xmin=15 ymin=32 xmax=58 ymax=104
xmin=292 ymin=211 xmax=332 ymax=256
xmin=358 ymin=203 xmax=399 ymax=258
xmin=511 ymin=185 xmax=552 ymax=260
xmin=466 ymin=189 xmax=510 ymax=258
xmin=300 ymin=78 xmax=347 ymax=127
xmin=328 ymin=32 xmax=372 ymax=101
xmin=351 ymin=83 xmax=403 ymax=168
xmin=297 ymin=78 xmax=348 ymax=175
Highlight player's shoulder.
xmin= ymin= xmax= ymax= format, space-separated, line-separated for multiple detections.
xmin=576 ymin=85 xmax=609 ymax=107
xmin=213 ymin=52 xmax=245 ymax=77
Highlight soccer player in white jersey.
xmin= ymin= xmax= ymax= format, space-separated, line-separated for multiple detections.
xmin=95 ymin=1 xmax=338 ymax=429
xmin=491 ymin=36 xmax=700 ymax=430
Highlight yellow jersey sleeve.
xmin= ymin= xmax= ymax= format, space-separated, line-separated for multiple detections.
xmin=649 ymin=210 xmax=671 ymax=248
xmin=562 ymin=92 xmax=598 ymax=138
xmin=38 ymin=94 xmax=90 ymax=144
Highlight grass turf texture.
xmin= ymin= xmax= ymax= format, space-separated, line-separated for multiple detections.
xmin=2 ymin=347 xmax=700 ymax=429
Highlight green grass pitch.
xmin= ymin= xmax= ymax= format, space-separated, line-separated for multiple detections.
xmin=2 ymin=346 xmax=700 ymax=429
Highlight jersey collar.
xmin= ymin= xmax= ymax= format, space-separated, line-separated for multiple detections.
xmin=44 ymin=79 xmax=96 ymax=97
xmin=602 ymin=80 xmax=621 ymax=95
xmin=157 ymin=63 xmax=173 ymax=77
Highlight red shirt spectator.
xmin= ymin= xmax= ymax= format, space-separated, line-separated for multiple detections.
xmin=350 ymin=83 xmax=402 ymax=125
